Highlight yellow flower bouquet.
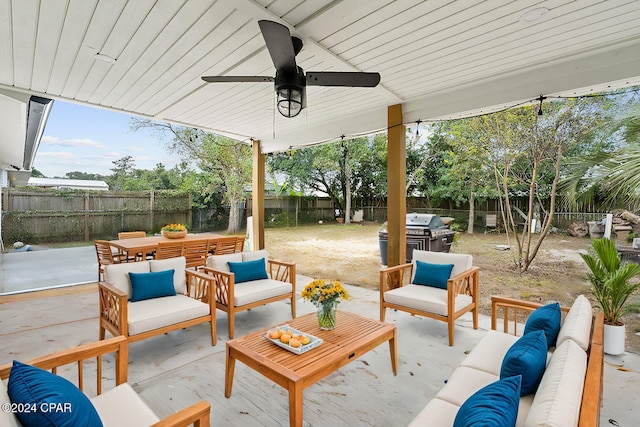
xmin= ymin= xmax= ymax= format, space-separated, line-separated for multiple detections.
xmin=161 ymin=223 xmax=187 ymax=232
xmin=302 ymin=279 xmax=349 ymax=330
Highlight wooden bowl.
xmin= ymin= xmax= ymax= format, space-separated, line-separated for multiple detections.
xmin=162 ymin=230 xmax=187 ymax=239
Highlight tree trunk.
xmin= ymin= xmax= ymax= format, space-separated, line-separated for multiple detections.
xmin=227 ymin=198 xmax=241 ymax=234
xmin=467 ymin=187 xmax=475 ymax=234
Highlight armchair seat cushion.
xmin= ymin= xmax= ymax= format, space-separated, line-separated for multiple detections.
xmin=128 ymin=295 xmax=210 ymax=336
xmin=91 ymin=383 xmax=160 ymax=426
xmin=383 ymin=284 xmax=472 ymax=316
xmin=233 ymin=279 xmax=293 ymax=307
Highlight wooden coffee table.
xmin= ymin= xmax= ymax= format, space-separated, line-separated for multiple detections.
xmin=225 ymin=310 xmax=397 ymax=427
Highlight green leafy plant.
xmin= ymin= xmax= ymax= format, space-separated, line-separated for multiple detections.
xmin=627 ymin=231 xmax=636 ymax=243
xmin=580 ymin=238 xmax=640 ymax=325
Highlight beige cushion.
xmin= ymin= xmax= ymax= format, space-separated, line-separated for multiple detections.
xmin=242 ymin=249 xmax=268 ymax=262
xmin=206 ymin=253 xmax=242 ymax=272
xmin=104 ymin=261 xmax=150 ymax=298
xmin=149 ymin=257 xmax=187 ymax=294
xmin=436 ymin=366 xmax=498 ymax=406
xmin=459 ymin=330 xmax=520 ymax=375
xmin=0 ymin=380 xmax=21 ymax=427
xmin=524 ymin=340 xmax=587 ymax=427
xmin=383 ymin=284 xmax=472 ymax=316
xmin=411 ymin=251 xmax=473 ymax=282
xmin=556 ymin=294 xmax=592 ymax=351
xmin=408 ymin=398 xmax=459 ymax=427
xmin=90 ymin=383 xmax=160 ymax=427
xmin=233 ymin=278 xmax=292 ymax=306
xmin=128 ymin=295 xmax=210 ymax=335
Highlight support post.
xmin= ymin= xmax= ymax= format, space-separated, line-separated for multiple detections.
xmin=252 ymin=140 xmax=265 ymax=250
xmin=387 ymin=104 xmax=406 ymax=266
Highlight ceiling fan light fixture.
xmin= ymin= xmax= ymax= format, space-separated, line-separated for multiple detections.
xmin=276 ymin=87 xmax=303 ymax=118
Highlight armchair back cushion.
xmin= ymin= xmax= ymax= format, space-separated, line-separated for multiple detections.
xmin=104 ymin=261 xmax=150 ymax=298
xmin=206 ymin=253 xmax=242 ymax=272
xmin=241 ymin=249 xmax=269 ymax=263
xmin=129 ymin=270 xmax=176 ymax=302
xmin=149 ymin=257 xmax=187 ymax=294
xmin=412 ymin=251 xmax=473 ymax=283
xmin=8 ymin=360 xmax=103 ymax=427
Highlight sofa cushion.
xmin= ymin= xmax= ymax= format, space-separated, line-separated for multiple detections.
xmin=104 ymin=261 xmax=150 ymax=298
xmin=1 ymin=380 xmax=23 ymax=427
xmin=524 ymin=340 xmax=587 ymax=427
xmin=206 ymin=253 xmax=242 ymax=272
xmin=436 ymin=366 xmax=498 ymax=406
xmin=149 ymin=257 xmax=187 ymax=294
xmin=460 ymin=330 xmax=520 ymax=376
xmin=453 ymin=375 xmax=521 ymax=427
xmin=413 ymin=260 xmax=454 ymax=289
xmin=500 ymin=330 xmax=547 ymax=396
xmin=228 ymin=258 xmax=269 ymax=283
xmin=233 ymin=279 xmax=292 ymax=306
xmin=384 ymin=284 xmax=472 ymax=316
xmin=408 ymin=398 xmax=460 ymax=427
xmin=7 ymin=360 xmax=103 ymax=427
xmin=127 ymin=295 xmax=210 ymax=336
xmin=412 ymin=251 xmax=472 ymax=282
xmin=524 ymin=303 xmax=561 ymax=348
xmin=556 ymin=294 xmax=592 ymax=351
xmin=90 ymin=383 xmax=160 ymax=427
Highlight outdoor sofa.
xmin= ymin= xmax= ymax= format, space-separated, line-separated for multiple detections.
xmin=408 ymin=295 xmax=604 ymax=427
xmin=99 ymin=256 xmax=217 ymax=346
xmin=0 ymin=336 xmax=210 ymax=426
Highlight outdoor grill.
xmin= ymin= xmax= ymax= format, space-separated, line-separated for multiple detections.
xmin=378 ymin=213 xmax=456 ymax=265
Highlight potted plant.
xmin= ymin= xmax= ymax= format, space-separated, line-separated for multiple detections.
xmin=161 ymin=223 xmax=188 ymax=239
xmin=301 ymin=279 xmax=349 ymax=330
xmin=580 ymin=238 xmax=640 ymax=354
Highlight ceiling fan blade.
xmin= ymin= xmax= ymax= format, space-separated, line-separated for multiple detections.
xmin=201 ymin=76 xmax=274 ymax=83
xmin=306 ymin=72 xmax=381 ymax=87
xmin=258 ymin=20 xmax=297 ymax=71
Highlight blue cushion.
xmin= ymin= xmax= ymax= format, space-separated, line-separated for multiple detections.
xmin=413 ymin=260 xmax=454 ymax=289
xmin=228 ymin=258 xmax=269 ymax=283
xmin=128 ymin=269 xmax=176 ymax=302
xmin=524 ymin=302 xmax=561 ymax=348
xmin=7 ymin=360 xmax=103 ymax=427
xmin=453 ymin=375 xmax=521 ymax=427
xmin=500 ymin=330 xmax=547 ymax=395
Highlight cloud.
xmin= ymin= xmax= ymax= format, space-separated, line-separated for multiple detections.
xmin=41 ymin=135 xmax=105 ymax=149
xmin=37 ymin=151 xmax=75 ymax=159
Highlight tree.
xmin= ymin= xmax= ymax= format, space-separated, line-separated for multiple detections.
xmin=107 ymin=156 xmax=136 ymax=191
xmin=130 ymin=119 xmax=252 ymax=233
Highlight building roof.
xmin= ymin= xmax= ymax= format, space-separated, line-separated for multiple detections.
xmin=27 ymin=177 xmax=109 ymax=191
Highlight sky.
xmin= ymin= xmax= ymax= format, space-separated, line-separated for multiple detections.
xmin=34 ymin=101 xmax=178 ymax=178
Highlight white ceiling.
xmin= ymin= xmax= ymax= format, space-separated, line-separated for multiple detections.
xmin=1 ymin=0 xmax=640 ymax=156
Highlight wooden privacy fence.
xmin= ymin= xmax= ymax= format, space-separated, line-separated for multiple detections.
xmin=1 ymin=189 xmax=191 ymax=244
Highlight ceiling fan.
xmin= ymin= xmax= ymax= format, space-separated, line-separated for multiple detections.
xmin=201 ymin=20 xmax=381 ymax=118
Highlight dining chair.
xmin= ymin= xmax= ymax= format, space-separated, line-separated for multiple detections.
xmin=116 ymin=231 xmax=148 ymax=261
xmin=234 ymin=236 xmax=246 ymax=252
xmin=212 ymin=236 xmax=237 ymax=255
xmin=155 ymin=241 xmax=185 ymax=260
xmin=94 ymin=240 xmax=120 ymax=281
xmin=184 ymin=240 xmax=209 ymax=269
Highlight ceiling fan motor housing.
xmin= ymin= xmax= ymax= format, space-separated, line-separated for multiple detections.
xmin=275 ymin=67 xmax=306 ymax=117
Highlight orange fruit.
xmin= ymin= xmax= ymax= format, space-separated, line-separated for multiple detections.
xmin=289 ymin=338 xmax=301 ymax=348
xmin=268 ymin=330 xmax=280 ymax=339
xmin=300 ymin=335 xmax=311 ymax=345
xmin=280 ymin=333 xmax=291 ymax=343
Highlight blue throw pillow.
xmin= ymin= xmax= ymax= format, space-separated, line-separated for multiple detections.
xmin=8 ymin=360 xmax=104 ymax=427
xmin=453 ymin=375 xmax=521 ymax=427
xmin=228 ymin=258 xmax=269 ymax=283
xmin=500 ymin=330 xmax=547 ymax=395
xmin=524 ymin=302 xmax=561 ymax=348
xmin=128 ymin=269 xmax=176 ymax=302
xmin=413 ymin=260 xmax=454 ymax=289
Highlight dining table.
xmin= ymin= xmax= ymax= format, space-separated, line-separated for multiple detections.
xmin=109 ymin=233 xmax=221 ymax=260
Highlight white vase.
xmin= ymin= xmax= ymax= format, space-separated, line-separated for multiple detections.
xmin=604 ymin=323 xmax=626 ymax=355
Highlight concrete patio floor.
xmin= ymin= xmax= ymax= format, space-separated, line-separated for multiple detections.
xmin=1 ymin=274 xmax=639 ymax=426
xmin=0 ymin=246 xmax=638 ymax=425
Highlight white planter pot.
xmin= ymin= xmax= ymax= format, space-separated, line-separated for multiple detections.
xmin=604 ymin=323 xmax=626 ymax=355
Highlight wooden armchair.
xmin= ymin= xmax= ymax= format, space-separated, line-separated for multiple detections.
xmin=99 ymin=257 xmax=217 ymax=346
xmin=380 ymin=250 xmax=479 ymax=346
xmin=201 ymin=250 xmax=296 ymax=338
xmin=0 ymin=336 xmax=211 ymax=427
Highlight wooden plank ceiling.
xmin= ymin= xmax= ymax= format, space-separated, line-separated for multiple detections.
xmin=1 ymin=0 xmax=640 ymax=154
